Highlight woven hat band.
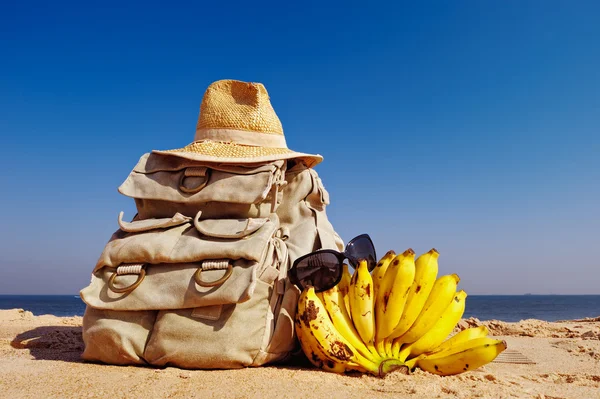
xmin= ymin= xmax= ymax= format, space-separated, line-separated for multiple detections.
xmin=194 ymin=128 xmax=288 ymax=149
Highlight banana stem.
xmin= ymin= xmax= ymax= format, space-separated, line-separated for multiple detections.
xmin=378 ymin=359 xmax=409 ymax=377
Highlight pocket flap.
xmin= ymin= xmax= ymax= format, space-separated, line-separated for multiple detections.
xmin=94 ymin=214 xmax=280 ymax=273
xmin=82 ymin=259 xmax=259 ymax=310
xmin=80 ymin=228 xmax=289 ymax=312
xmin=118 ymin=153 xmax=286 ymax=205
xmin=118 ymin=212 xmax=192 ymax=233
xmin=194 ymin=217 xmax=268 ymax=239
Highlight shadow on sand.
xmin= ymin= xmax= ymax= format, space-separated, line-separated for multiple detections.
xmin=9 ymin=329 xmax=395 ymax=376
xmin=10 ymin=326 xmax=84 ymax=363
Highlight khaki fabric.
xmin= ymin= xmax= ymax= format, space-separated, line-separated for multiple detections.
xmin=121 ymin=153 xmax=285 ymax=220
xmin=278 ymin=163 xmax=344 ymax=258
xmin=133 ymin=198 xmax=275 ymax=220
xmin=83 ymin=260 xmax=258 ymax=311
xmin=118 ymin=212 xmax=192 ymax=232
xmin=91 ymin=215 xmax=279 ymax=273
xmin=144 ymin=280 xmax=272 ymax=369
xmin=81 ymin=155 xmax=342 ymax=369
xmin=256 ymin=280 xmax=300 ymax=362
xmin=119 ymin=154 xmax=286 ymax=207
xmin=81 ymin=307 xmax=157 ymax=365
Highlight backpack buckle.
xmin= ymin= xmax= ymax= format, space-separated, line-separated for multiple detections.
xmin=179 ymin=167 xmax=211 ymax=194
xmin=194 ymin=260 xmax=233 ymax=287
xmin=107 ymin=264 xmax=146 ymax=293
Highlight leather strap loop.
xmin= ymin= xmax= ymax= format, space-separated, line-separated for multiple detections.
xmin=194 ymin=264 xmax=233 ymax=287
xmin=107 ymin=266 xmax=146 ymax=294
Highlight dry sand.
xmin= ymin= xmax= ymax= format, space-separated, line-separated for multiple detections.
xmin=1 ymin=309 xmax=599 ymax=399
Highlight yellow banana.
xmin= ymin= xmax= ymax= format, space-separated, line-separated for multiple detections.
xmin=319 ymin=284 xmax=381 ymax=362
xmin=297 ymin=286 xmax=380 ymax=376
xmin=337 ymin=264 xmax=353 ymax=316
xmin=387 ymin=249 xmax=439 ymax=340
xmin=374 ymin=249 xmax=416 ymax=341
xmin=411 ymin=339 xmax=507 ymax=376
xmin=397 ymin=290 xmax=468 ymax=362
xmin=427 ymin=325 xmax=490 ymax=357
xmin=405 ymin=333 xmax=492 ymax=369
xmin=390 ymin=273 xmax=460 ymax=344
xmin=349 ymin=259 xmax=376 ymax=344
xmin=371 ymin=250 xmax=396 ymax=297
xmin=295 ymin=311 xmax=347 ymax=372
xmin=427 ymin=336 xmax=500 ymax=360
xmin=374 ymin=249 xmax=412 ymax=356
xmin=295 ymin=310 xmax=367 ymax=373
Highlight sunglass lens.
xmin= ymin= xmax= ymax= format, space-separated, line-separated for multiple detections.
xmin=293 ymin=252 xmax=342 ymax=292
xmin=345 ymin=235 xmax=377 ymax=271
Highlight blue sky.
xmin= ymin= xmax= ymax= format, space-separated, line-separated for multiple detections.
xmin=1 ymin=1 xmax=598 ymax=295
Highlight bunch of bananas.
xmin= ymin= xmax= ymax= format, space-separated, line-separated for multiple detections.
xmin=295 ymin=249 xmax=507 ymax=377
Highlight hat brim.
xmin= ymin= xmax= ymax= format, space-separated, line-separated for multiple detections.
xmin=153 ymin=140 xmax=322 ymax=168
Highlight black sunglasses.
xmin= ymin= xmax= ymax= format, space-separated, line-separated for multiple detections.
xmin=289 ymin=234 xmax=377 ymax=293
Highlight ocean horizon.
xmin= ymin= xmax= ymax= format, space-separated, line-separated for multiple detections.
xmin=1 ymin=294 xmax=599 ymax=322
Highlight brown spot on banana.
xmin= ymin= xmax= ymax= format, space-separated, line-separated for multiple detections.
xmin=300 ymin=300 xmax=319 ymax=328
xmin=311 ymin=352 xmax=323 ymax=367
xmin=365 ymin=284 xmax=371 ymax=297
xmin=415 ymin=285 xmax=422 ymax=293
xmin=327 ymin=341 xmax=354 ymax=361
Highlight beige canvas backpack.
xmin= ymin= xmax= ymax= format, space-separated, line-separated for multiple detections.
xmin=79 ymin=79 xmax=343 ymax=368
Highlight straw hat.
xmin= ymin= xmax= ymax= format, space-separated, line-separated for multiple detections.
xmin=153 ymin=79 xmax=323 ymax=168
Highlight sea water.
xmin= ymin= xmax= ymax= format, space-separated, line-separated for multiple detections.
xmin=1 ymin=294 xmax=599 ymax=322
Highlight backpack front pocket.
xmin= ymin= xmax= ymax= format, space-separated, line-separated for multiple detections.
xmin=81 ymin=213 xmax=283 ymax=311
xmin=80 ymin=212 xmax=290 ymax=368
xmin=143 ymin=279 xmax=273 ymax=369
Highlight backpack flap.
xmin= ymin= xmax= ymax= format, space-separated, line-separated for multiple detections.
xmin=194 ymin=216 xmax=268 ymax=239
xmin=80 ymin=212 xmax=284 ymax=311
xmin=118 ymin=153 xmax=286 ymax=208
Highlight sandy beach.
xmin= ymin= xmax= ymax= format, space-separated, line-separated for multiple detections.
xmin=0 ymin=309 xmax=598 ymax=399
